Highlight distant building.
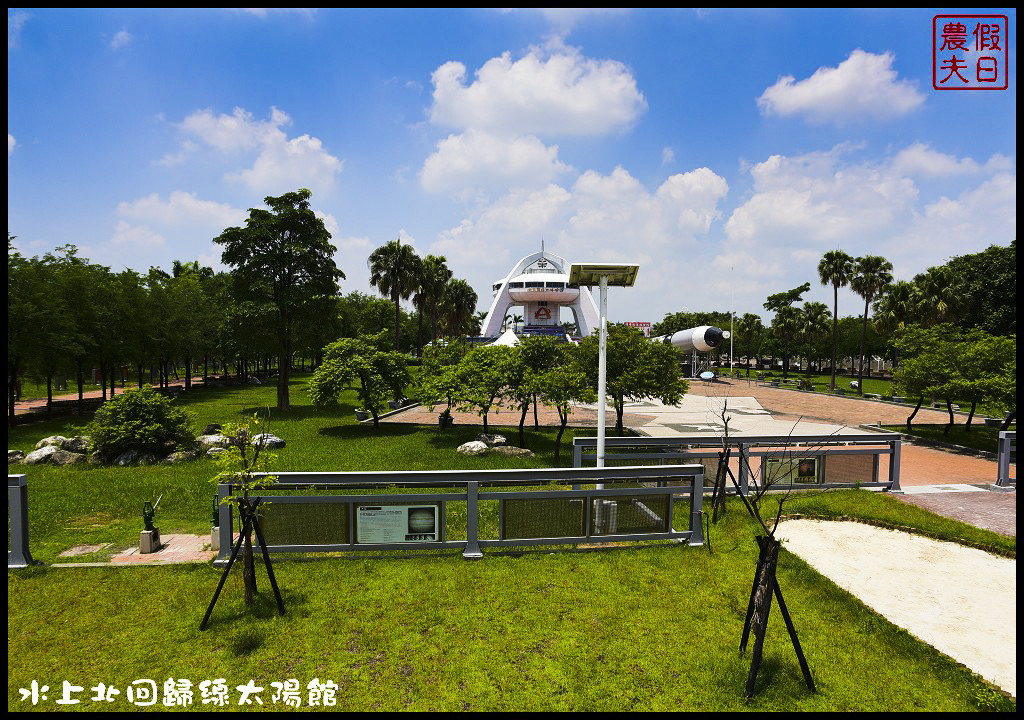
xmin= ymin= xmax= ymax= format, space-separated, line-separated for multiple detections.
xmin=480 ymin=251 xmax=600 ymax=340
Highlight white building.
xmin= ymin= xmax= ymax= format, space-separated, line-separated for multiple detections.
xmin=480 ymin=251 xmax=601 ymax=339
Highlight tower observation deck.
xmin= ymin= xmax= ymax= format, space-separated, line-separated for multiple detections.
xmin=480 ymin=251 xmax=600 ymax=340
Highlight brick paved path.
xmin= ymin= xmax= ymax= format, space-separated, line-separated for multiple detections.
xmin=895 ymin=492 xmax=1016 ymax=537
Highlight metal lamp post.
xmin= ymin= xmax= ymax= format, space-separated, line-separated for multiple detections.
xmin=568 ymin=263 xmax=640 ymax=488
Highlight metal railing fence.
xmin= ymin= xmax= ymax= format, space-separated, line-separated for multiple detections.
xmin=216 ymin=464 xmax=705 ymax=565
xmin=996 ymin=431 xmax=1016 ymax=487
xmin=573 ymin=433 xmax=901 ymax=494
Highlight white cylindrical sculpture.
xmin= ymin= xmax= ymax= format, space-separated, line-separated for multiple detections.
xmin=650 ymin=325 xmax=730 ymax=353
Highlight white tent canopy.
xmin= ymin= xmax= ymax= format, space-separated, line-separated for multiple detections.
xmin=488 ymin=327 xmax=520 ymax=347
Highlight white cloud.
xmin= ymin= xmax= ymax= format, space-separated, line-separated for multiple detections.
xmin=8 ymin=10 xmax=29 ymax=49
xmin=719 ymin=144 xmax=1016 ymax=304
xmin=725 ymin=145 xmax=919 ymax=248
xmin=757 ymin=49 xmax=924 ymax=125
xmin=430 ymin=166 xmax=729 ymax=308
xmin=111 ymin=220 xmax=165 ymax=249
xmin=8 ymin=133 xmax=15 ymax=156
xmin=420 ymin=129 xmax=571 ymax=194
xmin=429 ymin=46 xmax=647 ymax=136
xmin=661 ymin=147 xmax=675 ymax=165
xmin=116 ymin=191 xmax=246 ymax=229
xmin=110 ymin=30 xmax=132 ymax=50
xmin=172 ymin=106 xmax=342 ymax=196
xmin=887 ymin=143 xmax=1012 ymax=178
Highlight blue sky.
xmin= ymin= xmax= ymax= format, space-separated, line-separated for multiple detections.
xmin=7 ymin=8 xmax=1016 ymax=326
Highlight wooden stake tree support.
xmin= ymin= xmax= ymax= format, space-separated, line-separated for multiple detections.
xmin=710 ymin=403 xmax=818 ymax=699
xmin=200 ymin=496 xmax=284 ymax=631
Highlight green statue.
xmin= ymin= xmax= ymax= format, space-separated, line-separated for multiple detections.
xmin=143 ymin=494 xmax=163 ymax=532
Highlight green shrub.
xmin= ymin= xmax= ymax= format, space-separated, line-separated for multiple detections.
xmin=86 ymin=387 xmax=196 ymax=459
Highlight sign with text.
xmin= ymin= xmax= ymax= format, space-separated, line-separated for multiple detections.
xmin=933 ymin=15 xmax=1008 ymax=90
xmin=356 ymin=504 xmax=438 ymax=544
xmin=624 ymin=321 xmax=651 ymax=337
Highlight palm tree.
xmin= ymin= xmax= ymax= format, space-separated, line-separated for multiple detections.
xmin=415 ymin=255 xmax=453 ymax=345
xmin=771 ymin=305 xmax=801 ymax=379
xmin=736 ymin=313 xmax=764 ymax=377
xmin=513 ymin=314 xmax=523 ymax=333
xmin=817 ymin=250 xmax=855 ymax=391
xmin=368 ymin=238 xmax=422 ymax=351
xmin=850 ymin=255 xmax=893 ymax=395
xmin=440 ymin=278 xmax=478 ymax=338
xmin=913 ymin=265 xmax=961 ymax=327
xmin=873 ymin=280 xmax=916 ymax=368
xmin=801 ymin=301 xmax=831 ymax=383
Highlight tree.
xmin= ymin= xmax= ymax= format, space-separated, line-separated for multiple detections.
xmin=770 ymin=306 xmax=801 ymax=379
xmin=414 ymin=254 xmax=452 ymax=348
xmin=368 ymin=237 xmax=422 ymax=352
xmin=872 ymin=280 xmax=916 ymax=368
xmin=817 ymin=250 xmax=855 ymax=391
xmin=307 ymin=331 xmax=411 ymax=428
xmin=578 ymin=324 xmax=689 ymax=435
xmin=945 ymin=240 xmax=1015 ymax=336
xmin=440 ymin=278 xmax=479 ymax=338
xmin=764 ymin=283 xmax=810 ymax=379
xmin=913 ymin=264 xmax=961 ymax=328
xmin=214 ymin=189 xmax=344 ymax=411
xmin=850 ymin=256 xmax=892 ymax=395
xmin=535 ymin=344 xmax=596 ymax=463
xmin=736 ymin=313 xmax=764 ymax=376
xmin=452 ymin=345 xmax=515 ymax=434
xmin=800 ymin=302 xmax=831 ymax=382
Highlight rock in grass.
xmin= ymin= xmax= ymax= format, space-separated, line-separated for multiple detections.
xmin=252 ymin=433 xmax=285 ymax=449
xmin=456 ymin=441 xmax=489 ymax=456
xmin=161 ymin=449 xmax=199 ymax=464
xmin=9 ymin=450 xmax=26 ymax=464
xmin=60 ymin=435 xmax=91 ymax=454
xmin=201 ymin=423 xmax=222 ymax=436
xmin=490 ymin=445 xmax=535 ymax=458
xmin=476 ymin=433 xmax=507 ymax=446
xmin=35 ymin=435 xmax=68 ymax=450
xmin=196 ymin=434 xmax=229 ymax=450
xmin=23 ymin=446 xmax=86 ymax=466
xmin=113 ymin=449 xmax=158 ymax=466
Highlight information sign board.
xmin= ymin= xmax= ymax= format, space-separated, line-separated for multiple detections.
xmin=356 ymin=504 xmax=438 ymax=543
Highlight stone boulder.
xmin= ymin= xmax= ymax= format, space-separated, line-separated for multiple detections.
xmin=201 ymin=423 xmax=222 ymax=436
xmin=490 ymin=445 xmax=535 ymax=458
xmin=247 ymin=376 xmax=261 ymax=385
xmin=60 ymin=435 xmax=92 ymax=454
xmin=476 ymin=433 xmax=507 ymax=446
xmin=113 ymin=449 xmax=158 ymax=466
xmin=253 ymin=433 xmax=285 ymax=449
xmin=196 ymin=434 xmax=230 ymax=450
xmin=456 ymin=441 xmax=489 ymax=456
xmin=9 ymin=450 xmax=26 ymax=464
xmin=207 ymin=446 xmax=227 ymax=457
xmin=35 ymin=435 xmax=69 ymax=450
xmin=161 ymin=449 xmax=199 ymax=464
xmin=23 ymin=446 xmax=86 ymax=466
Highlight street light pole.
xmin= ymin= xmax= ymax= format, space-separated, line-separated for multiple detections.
xmin=597 ymin=274 xmax=608 ymax=486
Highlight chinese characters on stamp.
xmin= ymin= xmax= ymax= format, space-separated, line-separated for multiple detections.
xmin=933 ymin=15 xmax=1009 ymax=90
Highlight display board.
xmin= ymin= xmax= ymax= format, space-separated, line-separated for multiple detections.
xmin=356 ymin=504 xmax=439 ymax=544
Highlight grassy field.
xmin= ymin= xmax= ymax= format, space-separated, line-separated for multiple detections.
xmin=882 ymin=423 xmax=1016 ymax=455
xmin=7 ymin=376 xmax=1016 ymax=711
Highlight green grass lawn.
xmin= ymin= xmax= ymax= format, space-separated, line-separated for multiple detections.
xmin=7 ymin=376 xmax=1016 ymax=711
xmin=882 ymin=423 xmax=1016 ymax=455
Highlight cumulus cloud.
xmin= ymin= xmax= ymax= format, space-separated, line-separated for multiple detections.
xmin=429 ymin=46 xmax=646 ymax=136
xmin=430 ymin=167 xmax=729 ymax=304
xmin=116 ymin=191 xmax=246 ymax=229
xmin=420 ymin=129 xmax=571 ymax=194
xmin=110 ymin=30 xmax=132 ymax=50
xmin=111 ymin=220 xmax=165 ymax=249
xmin=171 ymin=106 xmax=342 ymax=196
xmin=757 ymin=49 xmax=924 ymax=125
xmin=887 ymin=143 xmax=1011 ymax=178
xmin=719 ymin=143 xmax=1016 ymax=297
